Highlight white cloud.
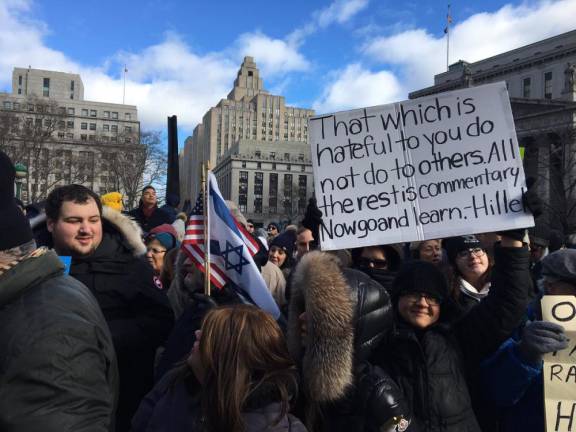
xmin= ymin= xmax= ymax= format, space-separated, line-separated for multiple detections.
xmin=313 ymin=63 xmax=403 ymax=114
xmin=317 ymin=0 xmax=370 ymax=27
xmin=235 ymin=32 xmax=310 ymax=76
xmin=363 ymin=0 xmax=576 ymax=92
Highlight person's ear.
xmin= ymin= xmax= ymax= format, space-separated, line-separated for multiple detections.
xmin=47 ymin=218 xmax=55 ymax=233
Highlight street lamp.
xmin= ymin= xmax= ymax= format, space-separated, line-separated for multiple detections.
xmin=14 ymin=163 xmax=27 ymax=202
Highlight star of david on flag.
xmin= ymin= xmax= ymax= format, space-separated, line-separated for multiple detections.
xmin=181 ymin=172 xmax=280 ymax=319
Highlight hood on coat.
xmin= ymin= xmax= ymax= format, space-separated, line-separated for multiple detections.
xmin=30 ymin=206 xmax=146 ymax=257
xmin=287 ymin=251 xmax=355 ymax=402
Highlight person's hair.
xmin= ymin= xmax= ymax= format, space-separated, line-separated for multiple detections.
xmin=200 ymin=305 xmax=297 ymax=432
xmin=160 ymin=247 xmax=179 ymax=289
xmin=142 ymin=185 xmax=156 ymax=193
xmin=296 ymin=226 xmax=311 ymax=236
xmin=45 ymin=184 xmax=102 ymax=221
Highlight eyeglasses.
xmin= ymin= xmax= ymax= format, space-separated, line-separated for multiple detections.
xmin=401 ymin=292 xmax=441 ymax=306
xmin=457 ymin=248 xmax=485 ymax=259
xmin=358 ymin=257 xmax=388 ymax=269
xmin=147 ymin=247 xmax=167 ymax=255
xmin=247 ymin=224 xmax=254 ymax=229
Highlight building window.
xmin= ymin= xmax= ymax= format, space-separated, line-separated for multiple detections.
xmin=272 ymin=163 xmax=276 ymax=170
xmin=3 ymin=101 xmax=11 ymax=109
xmin=287 ymin=164 xmax=291 ymax=171
xmin=81 ymin=134 xmax=87 ymax=141
xmin=239 ymin=171 xmax=249 ymax=213
xmin=522 ymin=77 xmax=531 ymax=98
xmin=283 ymin=174 xmax=293 ymax=214
xmin=82 ymin=109 xmax=88 ymax=116
xmin=270 ymin=152 xmax=276 ymax=160
xmin=257 ymin=162 xmax=261 ymax=169
xmin=70 ymin=80 xmax=75 ymax=91
xmin=66 ymin=133 xmax=74 ymax=139
xmin=67 ymin=121 xmax=74 ymax=129
xmin=255 ymin=150 xmax=261 ymax=158
xmin=111 ymin=125 xmax=118 ymax=132
xmin=125 ymin=126 xmax=132 ymax=132
xmin=18 ymin=75 xmax=22 ymax=85
xmin=81 ymin=122 xmax=87 ymax=130
xmin=104 ymin=111 xmax=110 ymax=118
xmin=269 ymin=173 xmax=278 ymax=213
xmin=241 ymin=161 xmax=246 ymax=168
xmin=284 ymin=153 xmax=290 ymax=161
xmin=89 ymin=123 xmax=96 ymax=131
xmin=125 ymin=113 xmax=131 ymax=120
xmin=298 ymin=175 xmax=307 ymax=210
xmin=43 ymin=78 xmax=50 ymax=97
xmin=254 ymin=172 xmax=263 ymax=214
xmin=67 ymin=107 xmax=75 ymax=115
xmin=90 ymin=110 xmax=97 ymax=117
xmin=544 ymin=72 xmax=553 ymax=99
xmin=13 ymin=102 xmax=20 ymax=110
xmin=103 ymin=124 xmax=110 ymax=131
xmin=111 ymin=112 xmax=118 ymax=119
xmin=88 ymin=135 xmax=95 ymax=141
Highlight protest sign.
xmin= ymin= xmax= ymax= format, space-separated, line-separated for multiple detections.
xmin=541 ymin=296 xmax=576 ymax=432
xmin=309 ymin=82 xmax=534 ymax=250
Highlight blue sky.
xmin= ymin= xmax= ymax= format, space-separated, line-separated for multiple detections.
xmin=1 ymin=0 xmax=575 ymax=144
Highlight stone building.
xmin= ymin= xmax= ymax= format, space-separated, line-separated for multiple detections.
xmin=180 ymin=56 xmax=315 ymax=225
xmin=213 ymin=139 xmax=314 ymax=226
xmin=0 ymin=67 xmax=140 ymax=203
xmin=410 ymin=30 xmax=576 ymax=236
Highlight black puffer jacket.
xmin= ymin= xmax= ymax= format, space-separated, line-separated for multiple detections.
xmin=0 ymin=250 xmax=118 ymax=431
xmin=32 ymin=207 xmax=174 ymax=432
xmin=288 ymin=251 xmax=409 ymax=432
xmin=375 ymin=245 xmax=532 ymax=432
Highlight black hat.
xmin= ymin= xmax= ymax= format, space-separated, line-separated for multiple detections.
xmin=541 ymin=249 xmax=576 ymax=285
xmin=0 ymin=151 xmax=33 ymax=251
xmin=270 ymin=229 xmax=296 ymax=258
xmin=267 ymin=222 xmax=279 ymax=231
xmin=444 ymin=235 xmax=482 ymax=265
xmin=392 ymin=260 xmax=448 ymax=303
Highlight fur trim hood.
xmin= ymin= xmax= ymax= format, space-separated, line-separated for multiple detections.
xmin=287 ymin=251 xmax=394 ymax=405
xmin=30 ymin=206 xmax=146 ymax=256
xmin=287 ymin=251 xmax=355 ymax=402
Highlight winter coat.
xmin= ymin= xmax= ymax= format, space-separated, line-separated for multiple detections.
xmin=129 ymin=204 xmax=174 ymax=234
xmin=0 ymin=249 xmax=118 ymax=432
xmin=32 ymin=207 xmax=174 ymax=432
xmin=287 ymin=251 xmax=409 ymax=432
xmin=375 ymin=245 xmax=532 ymax=432
xmin=132 ymin=371 xmax=308 ymax=432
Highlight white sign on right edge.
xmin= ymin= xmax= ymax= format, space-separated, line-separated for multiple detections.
xmin=541 ymin=296 xmax=576 ymax=432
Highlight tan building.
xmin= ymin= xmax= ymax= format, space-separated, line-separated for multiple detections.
xmin=410 ymin=30 xmax=576 ymax=237
xmin=180 ymin=56 xmax=315 ymax=216
xmin=0 ymin=67 xmax=140 ymax=203
xmin=213 ymin=139 xmax=314 ymax=226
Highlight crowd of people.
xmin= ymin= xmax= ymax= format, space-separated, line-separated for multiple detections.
xmin=1 ymin=148 xmax=575 ymax=432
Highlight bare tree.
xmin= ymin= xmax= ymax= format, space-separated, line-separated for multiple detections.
xmin=107 ymin=130 xmax=167 ymax=209
xmin=535 ymin=129 xmax=576 ymax=235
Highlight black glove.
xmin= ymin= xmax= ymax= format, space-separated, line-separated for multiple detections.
xmin=522 ymin=177 xmax=543 ymax=218
xmin=497 ymin=178 xmax=542 ymax=241
xmin=517 ymin=320 xmax=569 ymax=365
xmin=301 ymin=197 xmax=324 ymax=249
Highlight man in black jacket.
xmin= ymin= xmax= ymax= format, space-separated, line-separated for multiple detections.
xmin=39 ymin=184 xmax=174 ymax=431
xmin=0 ymin=152 xmax=118 ymax=431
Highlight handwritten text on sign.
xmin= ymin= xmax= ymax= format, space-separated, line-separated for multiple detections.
xmin=309 ymin=82 xmax=534 ymax=251
xmin=542 ymin=296 xmax=576 ymax=432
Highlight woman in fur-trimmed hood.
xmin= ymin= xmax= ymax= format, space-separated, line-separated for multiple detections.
xmin=287 ymin=251 xmax=411 ymax=432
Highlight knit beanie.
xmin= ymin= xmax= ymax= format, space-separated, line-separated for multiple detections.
xmin=392 ymin=260 xmax=448 ymax=303
xmin=444 ymin=235 xmax=482 ymax=265
xmin=147 ymin=223 xmax=180 ymax=250
xmin=270 ymin=229 xmax=296 ymax=258
xmin=0 ymin=151 xmax=33 ymax=251
xmin=541 ymin=249 xmax=576 ymax=285
xmin=101 ymin=192 xmax=123 ymax=212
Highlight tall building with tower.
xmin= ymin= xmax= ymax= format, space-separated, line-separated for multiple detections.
xmin=180 ymin=57 xmax=315 ymax=225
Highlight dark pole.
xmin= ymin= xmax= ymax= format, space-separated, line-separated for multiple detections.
xmin=166 ymin=115 xmax=180 ymax=207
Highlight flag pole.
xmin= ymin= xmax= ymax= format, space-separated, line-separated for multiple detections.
xmin=122 ymin=65 xmax=127 ymax=104
xmin=202 ymin=162 xmax=211 ymax=296
xmin=446 ymin=3 xmax=452 ymax=71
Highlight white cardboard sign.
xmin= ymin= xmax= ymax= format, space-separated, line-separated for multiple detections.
xmin=309 ymin=82 xmax=535 ymax=251
xmin=541 ymin=296 xmax=576 ymax=432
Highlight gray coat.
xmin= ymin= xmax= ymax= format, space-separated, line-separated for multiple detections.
xmin=0 ymin=249 xmax=118 ymax=432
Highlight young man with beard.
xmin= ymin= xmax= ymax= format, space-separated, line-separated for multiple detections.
xmin=0 ymin=152 xmax=118 ymax=431
xmin=36 ymin=184 xmax=174 ymax=431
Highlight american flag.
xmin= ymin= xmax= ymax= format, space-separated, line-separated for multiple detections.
xmin=181 ymin=192 xmax=260 ymax=289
